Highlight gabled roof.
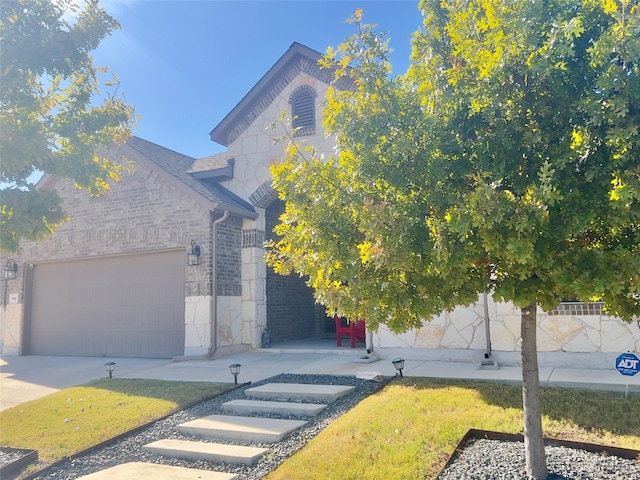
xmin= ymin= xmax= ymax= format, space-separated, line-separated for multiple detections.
xmin=188 ymin=153 xmax=235 ymax=181
xmin=189 ymin=152 xmax=234 ymax=173
xmin=209 ymin=42 xmax=354 ymax=147
xmin=125 ymin=136 xmax=256 ymax=219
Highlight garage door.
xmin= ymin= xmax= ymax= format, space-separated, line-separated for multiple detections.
xmin=27 ymin=250 xmax=185 ymax=358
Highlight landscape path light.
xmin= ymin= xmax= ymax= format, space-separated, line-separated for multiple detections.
xmin=392 ymin=358 xmax=405 ymax=377
xmin=104 ymin=362 xmax=116 ymax=379
xmin=229 ymin=363 xmax=241 ymax=385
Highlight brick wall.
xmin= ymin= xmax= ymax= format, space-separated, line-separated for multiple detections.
xmin=19 ymin=159 xmax=214 ymax=298
xmin=216 ymin=213 xmax=242 ymax=296
xmin=264 ymin=199 xmax=316 ymax=343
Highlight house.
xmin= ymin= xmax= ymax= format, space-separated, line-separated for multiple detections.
xmin=1 ymin=42 xmax=638 ymax=368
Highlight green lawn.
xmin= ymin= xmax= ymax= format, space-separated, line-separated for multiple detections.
xmin=266 ymin=378 xmax=640 ymax=480
xmin=0 ymin=379 xmax=233 ymax=474
xmin=2 ymin=377 xmax=638 ymax=480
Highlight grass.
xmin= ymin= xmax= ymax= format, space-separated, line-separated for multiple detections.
xmin=265 ymin=378 xmax=640 ymax=480
xmin=0 ymin=379 xmax=233 ymax=473
xmin=2 ymin=377 xmax=638 ymax=480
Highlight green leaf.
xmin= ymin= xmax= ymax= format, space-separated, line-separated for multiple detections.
xmin=0 ymin=0 xmax=136 ymax=252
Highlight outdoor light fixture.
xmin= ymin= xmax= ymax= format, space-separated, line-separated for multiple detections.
xmin=229 ymin=363 xmax=241 ymax=385
xmin=392 ymin=358 xmax=405 ymax=377
xmin=104 ymin=362 xmax=116 ymax=379
xmin=4 ymin=259 xmax=17 ymax=280
xmin=187 ymin=240 xmax=201 ymax=266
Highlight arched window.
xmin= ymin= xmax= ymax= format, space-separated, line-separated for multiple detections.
xmin=289 ymin=86 xmax=316 ymax=137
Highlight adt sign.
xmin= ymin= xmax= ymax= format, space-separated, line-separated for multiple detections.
xmin=616 ymin=352 xmax=640 ymax=377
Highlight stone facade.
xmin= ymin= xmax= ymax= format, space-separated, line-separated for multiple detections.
xmin=215 ymin=52 xmax=340 ymax=349
xmin=373 ymin=295 xmax=640 ymax=367
xmin=222 ymin=70 xmax=336 ymax=202
xmin=2 ymin=42 xmax=638 ymax=369
xmin=213 ymin=45 xmax=640 ymax=366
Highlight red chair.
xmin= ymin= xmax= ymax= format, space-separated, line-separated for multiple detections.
xmin=334 ymin=315 xmax=366 ymax=348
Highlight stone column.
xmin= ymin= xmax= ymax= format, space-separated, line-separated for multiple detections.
xmin=241 ymin=213 xmax=266 ymax=348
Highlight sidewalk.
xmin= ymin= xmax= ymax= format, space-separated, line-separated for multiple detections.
xmin=2 ymin=342 xmax=639 ymax=412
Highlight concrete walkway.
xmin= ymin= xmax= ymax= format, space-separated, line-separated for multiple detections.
xmin=2 ymin=340 xmax=639 ymax=412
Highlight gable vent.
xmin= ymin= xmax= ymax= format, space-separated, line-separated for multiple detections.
xmin=290 ymin=86 xmax=316 ymax=137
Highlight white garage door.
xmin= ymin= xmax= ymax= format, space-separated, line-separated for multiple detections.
xmin=27 ymin=250 xmax=185 ymax=358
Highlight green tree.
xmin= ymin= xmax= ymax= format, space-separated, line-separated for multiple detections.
xmin=267 ymin=2 xmax=640 ymax=478
xmin=1 ymin=0 xmax=136 ymax=252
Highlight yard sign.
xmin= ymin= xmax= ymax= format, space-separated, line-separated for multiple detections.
xmin=616 ymin=352 xmax=640 ymax=377
xmin=615 ymin=352 xmax=640 ymax=398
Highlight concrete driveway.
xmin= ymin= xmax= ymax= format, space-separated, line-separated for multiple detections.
xmin=0 ymin=355 xmax=172 ymax=411
xmin=0 ymin=348 xmax=375 ymax=411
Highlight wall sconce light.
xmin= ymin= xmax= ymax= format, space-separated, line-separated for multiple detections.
xmin=392 ymin=358 xmax=405 ymax=377
xmin=229 ymin=363 xmax=241 ymax=385
xmin=104 ymin=362 xmax=116 ymax=379
xmin=187 ymin=240 xmax=201 ymax=266
xmin=4 ymin=259 xmax=17 ymax=280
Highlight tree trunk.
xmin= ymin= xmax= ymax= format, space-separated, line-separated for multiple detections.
xmin=521 ymin=301 xmax=548 ymax=479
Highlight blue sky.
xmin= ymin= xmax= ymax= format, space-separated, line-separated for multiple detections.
xmin=95 ymin=0 xmax=425 ymax=159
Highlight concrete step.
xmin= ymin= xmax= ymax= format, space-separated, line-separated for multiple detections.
xmin=75 ymin=461 xmax=237 ymax=479
xmin=143 ymin=439 xmax=267 ymax=466
xmin=177 ymin=414 xmax=307 ymax=443
xmin=245 ymin=383 xmax=355 ymax=402
xmin=222 ymin=399 xmax=327 ymax=417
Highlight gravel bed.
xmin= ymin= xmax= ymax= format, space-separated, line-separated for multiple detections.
xmin=438 ymin=438 xmax=640 ymax=480
xmin=1 ymin=448 xmax=27 ymax=468
xmin=27 ymin=373 xmax=382 ymax=480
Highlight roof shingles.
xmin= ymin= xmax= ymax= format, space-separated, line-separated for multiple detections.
xmin=126 ymin=136 xmax=255 ymax=217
